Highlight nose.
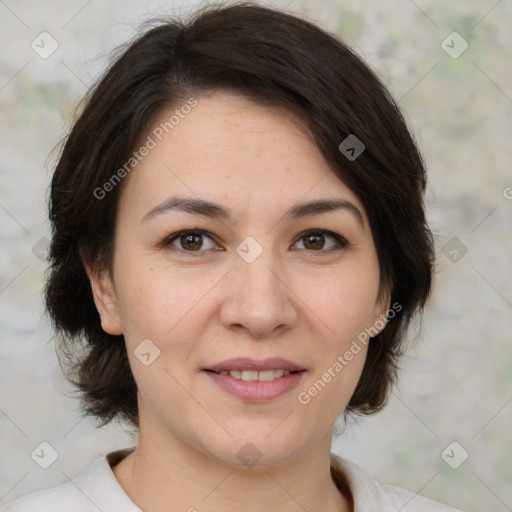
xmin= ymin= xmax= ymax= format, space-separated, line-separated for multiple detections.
xmin=219 ymin=249 xmax=298 ymax=338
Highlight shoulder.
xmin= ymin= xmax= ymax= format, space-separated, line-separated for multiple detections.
xmin=0 ymin=474 xmax=96 ymax=512
xmin=0 ymin=449 xmax=139 ymax=512
xmin=330 ymin=453 xmax=465 ymax=512
xmin=378 ymin=481 xmax=464 ymax=512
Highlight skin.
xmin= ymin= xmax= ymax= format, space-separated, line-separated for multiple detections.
xmin=85 ymin=91 xmax=390 ymax=512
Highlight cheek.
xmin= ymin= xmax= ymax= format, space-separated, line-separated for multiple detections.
xmin=113 ymin=257 xmax=190 ymax=334
xmin=310 ymin=266 xmax=381 ymax=337
xmin=298 ymin=267 xmax=378 ymax=407
xmin=114 ymin=248 xmax=380 ymax=344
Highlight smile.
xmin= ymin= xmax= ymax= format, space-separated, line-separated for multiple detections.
xmin=203 ymin=368 xmax=308 ymax=404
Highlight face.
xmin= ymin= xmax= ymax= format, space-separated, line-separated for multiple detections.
xmin=88 ymin=91 xmax=389 ymax=468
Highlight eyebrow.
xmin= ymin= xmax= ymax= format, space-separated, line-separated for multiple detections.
xmin=141 ymin=195 xmax=364 ymax=227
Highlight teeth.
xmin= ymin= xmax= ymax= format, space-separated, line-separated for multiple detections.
xmin=241 ymin=370 xmax=259 ymax=381
xmin=218 ymin=369 xmax=292 ymax=381
xmin=258 ymin=370 xmax=277 ymax=381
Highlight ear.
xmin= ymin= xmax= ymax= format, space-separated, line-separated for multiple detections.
xmin=83 ymin=261 xmax=123 ymax=336
xmin=370 ymin=284 xmax=392 ymax=337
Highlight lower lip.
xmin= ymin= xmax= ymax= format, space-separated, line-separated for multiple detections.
xmin=204 ymin=370 xmax=306 ymax=403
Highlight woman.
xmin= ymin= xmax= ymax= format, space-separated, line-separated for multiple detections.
xmin=1 ymin=3 xmax=463 ymax=511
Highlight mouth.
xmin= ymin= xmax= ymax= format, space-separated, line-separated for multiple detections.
xmin=203 ymin=358 xmax=306 ymax=402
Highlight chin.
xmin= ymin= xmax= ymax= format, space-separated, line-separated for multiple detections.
xmin=196 ymin=423 xmax=312 ymax=470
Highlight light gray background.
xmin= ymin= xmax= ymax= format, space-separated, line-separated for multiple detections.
xmin=0 ymin=1 xmax=511 ymax=510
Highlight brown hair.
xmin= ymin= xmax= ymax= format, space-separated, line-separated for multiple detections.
xmin=45 ymin=2 xmax=434 ymax=429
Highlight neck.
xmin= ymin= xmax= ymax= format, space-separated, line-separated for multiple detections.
xmin=112 ymin=422 xmax=351 ymax=511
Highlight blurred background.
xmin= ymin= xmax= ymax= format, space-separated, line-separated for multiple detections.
xmin=0 ymin=0 xmax=510 ymax=510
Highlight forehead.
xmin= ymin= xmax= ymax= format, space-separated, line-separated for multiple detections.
xmin=117 ymin=92 xmax=365 ymax=223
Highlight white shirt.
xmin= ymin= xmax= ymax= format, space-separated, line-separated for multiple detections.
xmin=0 ymin=448 xmax=463 ymax=511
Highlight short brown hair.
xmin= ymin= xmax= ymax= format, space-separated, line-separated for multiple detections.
xmin=45 ymin=2 xmax=434 ymax=430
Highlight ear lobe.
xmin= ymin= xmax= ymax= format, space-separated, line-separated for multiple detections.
xmin=83 ymin=262 xmax=123 ymax=336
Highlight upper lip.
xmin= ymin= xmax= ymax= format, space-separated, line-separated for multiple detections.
xmin=205 ymin=358 xmax=305 ymax=373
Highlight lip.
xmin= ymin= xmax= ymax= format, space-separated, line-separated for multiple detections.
xmin=203 ymin=358 xmax=306 ymax=403
xmin=204 ymin=370 xmax=306 ymax=403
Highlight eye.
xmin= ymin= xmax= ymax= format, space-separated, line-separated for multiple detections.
xmin=293 ymin=229 xmax=348 ymax=252
xmin=161 ymin=228 xmax=348 ymax=254
xmin=165 ymin=229 xmax=219 ymax=252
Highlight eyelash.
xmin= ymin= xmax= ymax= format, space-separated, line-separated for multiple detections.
xmin=159 ymin=228 xmax=348 ymax=255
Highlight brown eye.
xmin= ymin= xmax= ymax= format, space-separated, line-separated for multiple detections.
xmin=166 ymin=230 xmax=217 ymax=252
xmin=294 ymin=230 xmax=347 ymax=252
xmin=303 ymin=233 xmax=325 ymax=250
xmin=180 ymin=233 xmax=203 ymax=251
